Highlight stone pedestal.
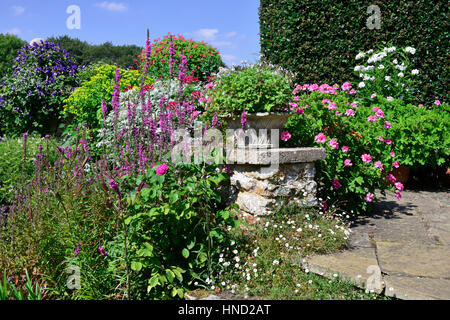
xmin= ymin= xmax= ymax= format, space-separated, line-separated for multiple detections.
xmin=225 ymin=147 xmax=326 ymax=217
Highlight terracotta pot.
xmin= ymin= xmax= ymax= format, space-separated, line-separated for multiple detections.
xmin=385 ymin=166 xmax=410 ymax=185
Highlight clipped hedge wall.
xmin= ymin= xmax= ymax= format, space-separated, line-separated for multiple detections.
xmin=259 ymin=0 xmax=449 ymax=103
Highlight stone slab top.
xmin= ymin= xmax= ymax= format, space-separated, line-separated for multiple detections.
xmin=226 ymin=147 xmax=326 ymax=165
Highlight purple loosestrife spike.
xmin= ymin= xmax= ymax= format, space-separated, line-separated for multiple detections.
xmin=241 ymin=111 xmax=247 ymax=127
xmin=101 ymin=98 xmax=108 ymax=119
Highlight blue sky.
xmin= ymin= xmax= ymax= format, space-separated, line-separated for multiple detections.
xmin=1 ymin=0 xmax=261 ymax=66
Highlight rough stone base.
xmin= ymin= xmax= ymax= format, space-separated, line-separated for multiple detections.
xmin=228 ymin=162 xmax=318 ymax=216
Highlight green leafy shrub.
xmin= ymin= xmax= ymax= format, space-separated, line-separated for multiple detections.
xmin=0 ymin=41 xmax=79 ymax=135
xmin=0 ymin=135 xmax=57 ymax=205
xmin=259 ymin=0 xmax=449 ymax=104
xmin=371 ymin=97 xmax=450 ymax=169
xmin=62 ymin=64 xmax=153 ymax=129
xmin=0 ymin=33 xmax=27 ymax=77
xmin=208 ymin=64 xmax=293 ymax=115
xmin=138 ymin=33 xmax=224 ymax=81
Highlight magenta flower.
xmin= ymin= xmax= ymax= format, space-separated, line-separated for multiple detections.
xmin=240 ymin=111 xmax=247 ymax=127
xmin=314 ymin=133 xmax=327 ymax=143
xmin=434 ymin=100 xmax=441 ymax=105
xmin=341 ymin=82 xmax=352 ymax=91
xmin=395 ymin=192 xmax=402 ymax=200
xmin=385 ymin=139 xmax=392 ymax=145
xmin=375 ymin=109 xmax=385 ymax=118
xmin=361 ymin=154 xmax=372 ymax=163
xmin=387 ymin=96 xmax=394 ymax=101
xmin=98 ymin=246 xmax=107 ymax=256
xmin=332 ymin=179 xmax=342 ymax=190
xmin=395 ymin=182 xmax=404 ymax=191
xmin=371 ymin=93 xmax=377 ymax=99
xmin=341 ymin=146 xmax=349 ymax=153
xmin=344 ymin=109 xmax=355 ymax=116
xmin=378 ymin=136 xmax=384 ymax=142
xmin=155 ymin=164 xmax=169 ymax=176
xmin=365 ymin=192 xmax=374 ymax=202
xmin=281 ymin=131 xmax=292 ymax=142
xmin=349 ymin=89 xmax=356 ymax=95
xmin=390 ymin=152 xmax=395 ymax=158
xmin=393 ymin=161 xmax=400 ymax=168
xmin=329 ymin=139 xmax=339 ymax=149
xmin=368 ymin=115 xmax=378 ymax=122
xmin=321 ymin=201 xmax=328 ymax=212
xmin=344 ymin=159 xmax=353 ymax=167
xmin=387 ymin=174 xmax=397 ymax=183
xmin=374 ymin=161 xmax=384 ymax=171
xmin=384 ymin=121 xmax=392 ymax=129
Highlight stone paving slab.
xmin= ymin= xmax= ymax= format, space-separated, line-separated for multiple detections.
xmin=304 ymin=189 xmax=450 ymax=300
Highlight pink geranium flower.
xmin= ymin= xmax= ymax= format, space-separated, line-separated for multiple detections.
xmin=385 ymin=139 xmax=392 ymax=145
xmin=344 ymin=159 xmax=353 ymax=167
xmin=374 ymin=161 xmax=384 ymax=171
xmin=365 ymin=192 xmax=374 ymax=202
xmin=392 ymin=161 xmax=400 ymax=168
xmin=390 ymin=152 xmax=395 ymax=157
xmin=332 ymin=178 xmax=342 ymax=190
xmin=387 ymin=174 xmax=397 ymax=183
xmin=341 ymin=82 xmax=352 ymax=91
xmin=395 ymin=182 xmax=404 ymax=191
xmin=434 ymin=100 xmax=441 ymax=105
xmin=371 ymin=93 xmax=377 ymax=99
xmin=155 ymin=164 xmax=169 ymax=175
xmin=281 ymin=131 xmax=292 ymax=142
xmin=314 ymin=133 xmax=327 ymax=143
xmin=375 ymin=109 xmax=385 ymax=118
xmin=341 ymin=146 xmax=349 ymax=153
xmin=361 ymin=154 xmax=372 ymax=163
xmin=329 ymin=139 xmax=339 ymax=149
xmin=385 ymin=121 xmax=392 ymax=129
xmin=395 ymin=192 xmax=402 ymax=200
xmin=345 ymin=109 xmax=355 ymax=116
xmin=378 ymin=136 xmax=384 ymax=142
xmin=368 ymin=115 xmax=378 ymax=122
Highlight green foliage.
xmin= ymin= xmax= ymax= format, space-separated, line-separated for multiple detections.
xmin=139 ymin=33 xmax=224 ymax=81
xmin=259 ymin=0 xmax=449 ymax=104
xmin=47 ymin=35 xmax=143 ymax=68
xmin=373 ymin=97 xmax=450 ymax=168
xmin=0 ymin=135 xmax=57 ymax=205
xmin=114 ymin=162 xmax=239 ymax=299
xmin=63 ymin=64 xmax=153 ymax=129
xmin=0 ymin=270 xmax=43 ymax=300
xmin=209 ymin=65 xmax=293 ymax=115
xmin=0 ymin=33 xmax=27 ymax=77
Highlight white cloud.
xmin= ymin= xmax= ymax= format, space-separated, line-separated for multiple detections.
xmin=212 ymin=41 xmax=232 ymax=47
xmin=222 ymin=54 xmax=239 ymax=64
xmin=225 ymin=31 xmax=237 ymax=38
xmin=6 ymin=28 xmax=21 ymax=35
xmin=12 ymin=6 xmax=25 ymax=15
xmin=194 ymin=28 xmax=219 ymax=41
xmin=95 ymin=2 xmax=127 ymax=12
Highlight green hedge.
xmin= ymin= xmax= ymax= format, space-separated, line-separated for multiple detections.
xmin=259 ymin=0 xmax=449 ymax=103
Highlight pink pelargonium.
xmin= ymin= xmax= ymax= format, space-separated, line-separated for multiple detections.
xmin=368 ymin=115 xmax=378 ymax=122
xmin=395 ymin=192 xmax=402 ymax=200
xmin=385 ymin=121 xmax=392 ymax=129
xmin=344 ymin=159 xmax=353 ymax=167
xmin=345 ymin=109 xmax=355 ymax=116
xmin=365 ymin=192 xmax=374 ymax=202
xmin=155 ymin=164 xmax=169 ymax=175
xmin=361 ymin=154 xmax=372 ymax=163
xmin=332 ymin=178 xmax=342 ymax=190
xmin=329 ymin=139 xmax=339 ymax=149
xmin=392 ymin=161 xmax=400 ymax=168
xmin=341 ymin=146 xmax=349 ymax=153
xmin=374 ymin=161 xmax=384 ymax=171
xmin=341 ymin=82 xmax=352 ymax=91
xmin=395 ymin=182 xmax=404 ymax=191
xmin=281 ymin=131 xmax=292 ymax=142
xmin=314 ymin=133 xmax=327 ymax=143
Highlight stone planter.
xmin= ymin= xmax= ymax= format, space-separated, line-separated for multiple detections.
xmin=224 ymin=148 xmax=326 ymax=219
xmin=222 ymin=112 xmax=291 ymax=149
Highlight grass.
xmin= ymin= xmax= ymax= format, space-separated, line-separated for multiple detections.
xmin=204 ymin=202 xmax=390 ymax=300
